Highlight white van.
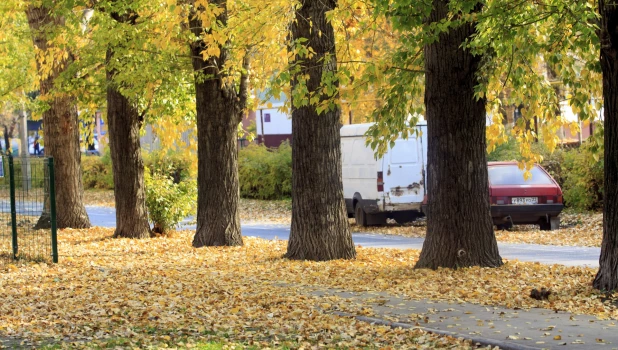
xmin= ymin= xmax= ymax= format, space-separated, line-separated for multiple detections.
xmin=341 ymin=122 xmax=428 ymax=226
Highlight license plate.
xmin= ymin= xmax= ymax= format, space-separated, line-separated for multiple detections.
xmin=512 ymin=197 xmax=538 ymax=205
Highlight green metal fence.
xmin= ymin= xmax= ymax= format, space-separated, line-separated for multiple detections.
xmin=0 ymin=155 xmax=57 ymax=264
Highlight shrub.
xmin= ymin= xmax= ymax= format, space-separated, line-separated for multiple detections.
xmin=143 ymin=150 xmax=194 ymax=183
xmin=5 ymin=158 xmax=46 ymax=189
xmin=561 ymin=145 xmax=603 ymax=211
xmin=238 ymin=143 xmax=292 ymax=199
xmin=81 ymin=150 xmax=114 ymax=190
xmin=145 ymin=171 xmax=197 ymax=234
xmin=82 ymin=149 xmax=195 ymax=191
xmin=486 ymin=134 xmax=520 ymax=162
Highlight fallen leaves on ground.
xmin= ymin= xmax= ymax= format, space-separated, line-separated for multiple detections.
xmin=238 ymin=199 xmax=291 ymax=224
xmin=84 ymin=191 xmax=603 ymax=247
xmin=349 ymin=219 xmax=427 ymax=237
xmin=494 ymin=212 xmax=603 ymax=247
xmin=83 ymin=190 xmax=115 ymax=208
xmin=349 ymin=212 xmax=603 ymax=247
xmin=0 ymin=228 xmax=487 ymax=349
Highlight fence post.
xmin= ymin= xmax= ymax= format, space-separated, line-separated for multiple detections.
xmin=8 ymin=156 xmax=18 ymax=260
xmin=48 ymin=158 xmax=58 ymax=263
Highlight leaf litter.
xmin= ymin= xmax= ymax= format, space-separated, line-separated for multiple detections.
xmin=0 ymin=228 xmax=498 ymax=349
xmin=0 ymin=227 xmax=615 ymax=349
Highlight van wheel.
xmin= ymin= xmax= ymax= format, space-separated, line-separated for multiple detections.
xmin=392 ymin=211 xmax=419 ymax=225
xmin=354 ymin=204 xmax=367 ymax=227
xmin=540 ymin=216 xmax=560 ymax=231
xmin=496 ymin=222 xmax=513 ymax=231
xmin=367 ymin=213 xmax=387 ymax=226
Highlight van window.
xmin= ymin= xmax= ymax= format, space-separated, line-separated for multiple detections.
xmin=489 ymin=165 xmax=554 ymax=185
xmin=390 ymin=139 xmax=418 ymax=164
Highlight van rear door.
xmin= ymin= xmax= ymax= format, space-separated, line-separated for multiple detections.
xmin=383 ymin=136 xmax=425 ymax=208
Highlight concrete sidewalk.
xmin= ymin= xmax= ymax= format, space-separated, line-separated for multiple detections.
xmin=311 ymin=287 xmax=617 ymax=350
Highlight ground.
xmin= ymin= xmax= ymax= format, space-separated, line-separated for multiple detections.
xmin=0 ymin=227 xmax=616 ymax=349
xmin=83 ymin=190 xmax=603 ymax=247
xmin=0 ymin=228 xmax=485 ymax=349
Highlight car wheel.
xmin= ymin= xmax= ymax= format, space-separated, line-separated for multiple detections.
xmin=354 ymin=203 xmax=367 ymax=227
xmin=540 ymin=216 xmax=560 ymax=231
xmin=549 ymin=216 xmax=560 ymax=231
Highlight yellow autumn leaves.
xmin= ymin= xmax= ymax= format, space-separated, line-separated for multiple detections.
xmin=1 ymin=228 xmax=483 ymax=349
xmin=0 ymin=226 xmax=613 ymax=348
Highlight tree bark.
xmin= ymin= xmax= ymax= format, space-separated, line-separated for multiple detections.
xmin=189 ymin=0 xmax=244 ymax=247
xmin=105 ymin=10 xmax=151 ymax=239
xmin=415 ymin=0 xmax=502 ymax=269
xmin=26 ymin=6 xmax=91 ymax=229
xmin=593 ymin=0 xmax=618 ymax=291
xmin=285 ymin=0 xmax=356 ymax=261
xmin=106 ymin=56 xmax=151 ymax=238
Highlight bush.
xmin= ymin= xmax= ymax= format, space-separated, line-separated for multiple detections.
xmin=145 ymin=171 xmax=197 ymax=234
xmin=238 ymin=143 xmax=292 ymax=200
xmin=81 ymin=150 xmax=114 ymax=190
xmin=143 ymin=150 xmax=194 ymax=183
xmin=561 ymin=145 xmax=604 ymax=211
xmin=486 ymin=134 xmax=520 ymax=162
xmin=5 ymin=158 xmax=46 ymax=189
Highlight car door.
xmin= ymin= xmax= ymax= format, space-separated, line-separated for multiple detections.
xmin=383 ymin=135 xmax=425 ymax=206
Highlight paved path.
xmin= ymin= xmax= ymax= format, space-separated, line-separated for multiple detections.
xmin=86 ymin=206 xmax=601 ymax=268
xmin=310 ymin=287 xmax=618 ymax=350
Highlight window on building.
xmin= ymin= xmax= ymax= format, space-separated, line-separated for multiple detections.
xmin=264 ymin=113 xmax=271 ymax=122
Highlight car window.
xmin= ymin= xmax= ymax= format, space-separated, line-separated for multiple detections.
xmin=488 ymin=165 xmax=554 ymax=185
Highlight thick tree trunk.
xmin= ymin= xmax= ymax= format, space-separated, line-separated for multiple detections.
xmin=189 ymin=1 xmax=244 ymax=247
xmin=26 ymin=6 xmax=91 ymax=229
xmin=415 ymin=0 xmax=502 ymax=269
xmin=106 ymin=49 xmax=151 ymax=239
xmin=593 ymin=0 xmax=618 ymax=291
xmin=285 ymin=0 xmax=356 ymax=261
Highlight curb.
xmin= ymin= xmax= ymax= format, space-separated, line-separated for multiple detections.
xmin=332 ymin=311 xmax=542 ymax=350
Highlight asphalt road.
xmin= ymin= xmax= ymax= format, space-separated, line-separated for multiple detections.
xmin=86 ymin=206 xmax=601 ymax=268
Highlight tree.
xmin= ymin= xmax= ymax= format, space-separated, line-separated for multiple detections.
xmin=593 ymin=0 xmax=618 ymax=291
xmin=104 ymin=8 xmax=151 ymax=239
xmin=0 ymin=4 xmax=37 ymax=128
xmin=361 ymin=0 xmax=601 ymax=269
xmin=188 ymin=0 xmax=246 ymax=247
xmin=66 ymin=0 xmax=195 ymax=238
xmin=413 ymin=1 xmax=501 ymax=269
xmin=0 ymin=114 xmax=18 ymax=155
xmin=26 ymin=4 xmax=91 ymax=229
xmin=284 ymin=0 xmax=356 ymax=260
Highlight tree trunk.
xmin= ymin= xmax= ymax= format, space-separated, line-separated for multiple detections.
xmin=415 ymin=0 xmax=502 ymax=269
xmin=26 ymin=6 xmax=91 ymax=229
xmin=189 ymin=0 xmax=244 ymax=247
xmin=593 ymin=0 xmax=618 ymax=291
xmin=285 ymin=0 xmax=356 ymax=261
xmin=106 ymin=49 xmax=151 ymax=239
xmin=2 ymin=126 xmax=8 ymax=154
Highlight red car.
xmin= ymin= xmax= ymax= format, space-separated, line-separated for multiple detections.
xmin=489 ymin=162 xmax=563 ymax=231
xmin=421 ymin=162 xmax=564 ymax=231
